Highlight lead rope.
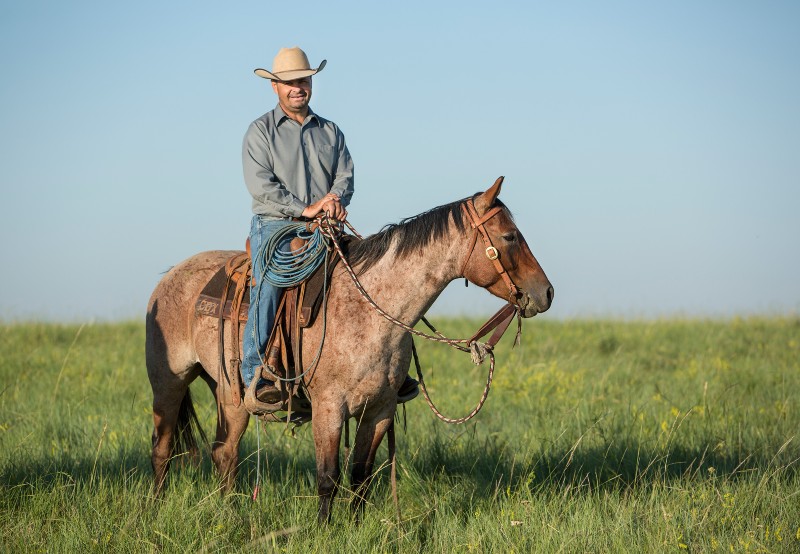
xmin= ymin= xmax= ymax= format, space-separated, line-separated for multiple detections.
xmin=411 ymin=338 xmax=496 ymax=424
xmin=321 ymin=218 xmax=490 ymax=354
xmin=319 ymin=216 xmax=517 ymax=423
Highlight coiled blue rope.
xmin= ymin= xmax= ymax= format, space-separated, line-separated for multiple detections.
xmin=251 ymin=222 xmax=329 ymax=373
xmin=256 ymin=222 xmax=329 ymax=287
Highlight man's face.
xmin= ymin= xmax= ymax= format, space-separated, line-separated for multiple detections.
xmin=272 ymin=77 xmax=312 ymax=115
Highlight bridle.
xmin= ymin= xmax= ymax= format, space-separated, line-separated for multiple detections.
xmin=459 ymin=198 xmax=522 ymax=305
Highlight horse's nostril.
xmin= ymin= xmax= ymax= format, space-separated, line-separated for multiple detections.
xmin=546 ymin=286 xmax=554 ymax=305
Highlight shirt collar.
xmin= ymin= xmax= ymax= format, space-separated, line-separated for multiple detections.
xmin=272 ymin=104 xmax=318 ymax=128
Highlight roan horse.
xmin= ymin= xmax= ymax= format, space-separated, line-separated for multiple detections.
xmin=146 ymin=177 xmax=553 ymax=522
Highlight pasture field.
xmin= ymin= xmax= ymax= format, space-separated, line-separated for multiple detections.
xmin=1 ymin=317 xmax=798 ymax=552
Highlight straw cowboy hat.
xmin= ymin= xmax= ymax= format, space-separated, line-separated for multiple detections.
xmin=254 ymin=47 xmax=326 ymax=81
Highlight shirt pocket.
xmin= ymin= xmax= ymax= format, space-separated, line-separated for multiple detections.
xmin=317 ymin=144 xmax=336 ymax=177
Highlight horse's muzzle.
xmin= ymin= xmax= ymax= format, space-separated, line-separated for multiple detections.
xmin=519 ymin=283 xmax=554 ymax=317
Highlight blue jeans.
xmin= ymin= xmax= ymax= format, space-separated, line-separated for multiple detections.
xmin=241 ymin=216 xmax=294 ymax=387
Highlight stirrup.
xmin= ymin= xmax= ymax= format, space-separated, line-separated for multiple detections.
xmin=397 ymin=376 xmax=419 ymax=404
xmin=243 ymin=375 xmax=284 ymax=415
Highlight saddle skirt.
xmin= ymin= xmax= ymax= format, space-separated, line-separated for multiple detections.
xmin=195 ymin=253 xmax=252 ymax=322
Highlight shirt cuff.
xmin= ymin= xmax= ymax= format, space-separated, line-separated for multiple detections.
xmin=287 ymin=198 xmax=307 ymax=218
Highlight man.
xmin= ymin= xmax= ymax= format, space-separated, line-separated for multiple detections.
xmin=241 ymin=46 xmax=351 ymax=400
xmin=241 ymin=46 xmax=417 ymax=404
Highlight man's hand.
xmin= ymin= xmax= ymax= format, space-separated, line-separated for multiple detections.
xmin=321 ymin=198 xmax=347 ymax=221
xmin=301 ymin=192 xmax=340 ymax=219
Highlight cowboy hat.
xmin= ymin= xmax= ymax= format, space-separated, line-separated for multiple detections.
xmin=254 ymin=47 xmax=326 ymax=81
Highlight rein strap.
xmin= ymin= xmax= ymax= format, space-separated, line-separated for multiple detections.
xmin=467 ymin=302 xmax=518 ymax=349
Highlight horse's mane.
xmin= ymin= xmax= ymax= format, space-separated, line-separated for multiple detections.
xmin=347 ymin=194 xmax=513 ymax=273
xmin=347 ymin=198 xmax=468 ymax=273
xmin=346 ymin=197 xmax=471 ymax=274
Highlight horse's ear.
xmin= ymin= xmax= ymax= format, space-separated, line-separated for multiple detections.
xmin=474 ymin=176 xmax=504 ymax=214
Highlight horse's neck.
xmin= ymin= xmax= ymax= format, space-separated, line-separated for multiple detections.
xmin=354 ymin=226 xmax=466 ymax=326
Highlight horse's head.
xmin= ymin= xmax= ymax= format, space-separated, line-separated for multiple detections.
xmin=460 ymin=177 xmax=554 ymax=317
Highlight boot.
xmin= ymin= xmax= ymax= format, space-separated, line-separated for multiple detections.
xmin=256 ymin=381 xmax=283 ymax=403
xmin=397 ymin=375 xmax=419 ymax=403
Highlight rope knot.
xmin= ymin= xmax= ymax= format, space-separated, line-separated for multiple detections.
xmin=469 ymin=341 xmax=490 ymax=365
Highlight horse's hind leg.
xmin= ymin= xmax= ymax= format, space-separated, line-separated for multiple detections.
xmin=199 ymin=372 xmax=250 ymax=493
xmin=350 ymin=406 xmax=395 ymax=518
xmin=151 ymin=401 xmax=179 ymax=494
xmin=149 ymin=366 xmax=202 ymax=495
xmin=313 ymin=405 xmax=345 ymax=523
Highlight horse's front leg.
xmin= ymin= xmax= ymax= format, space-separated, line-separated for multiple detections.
xmin=312 ymin=404 xmax=345 ymax=523
xmin=350 ymin=404 xmax=395 ymax=519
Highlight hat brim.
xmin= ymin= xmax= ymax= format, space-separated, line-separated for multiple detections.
xmin=254 ymin=59 xmax=327 ymax=81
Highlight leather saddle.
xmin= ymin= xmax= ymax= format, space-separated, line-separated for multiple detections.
xmin=193 ymin=235 xmax=356 ymax=416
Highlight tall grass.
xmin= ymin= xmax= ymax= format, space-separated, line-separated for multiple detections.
xmin=1 ymin=318 xmax=798 ymax=552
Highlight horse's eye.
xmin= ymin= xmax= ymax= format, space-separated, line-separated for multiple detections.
xmin=502 ymin=233 xmax=517 ymax=243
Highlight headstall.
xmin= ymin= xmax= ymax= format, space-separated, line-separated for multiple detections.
xmin=459 ymin=198 xmax=521 ymax=304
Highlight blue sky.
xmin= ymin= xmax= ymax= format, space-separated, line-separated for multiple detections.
xmin=1 ymin=1 xmax=798 ymax=321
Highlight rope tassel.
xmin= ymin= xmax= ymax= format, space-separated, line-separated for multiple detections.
xmin=469 ymin=341 xmax=489 ymax=365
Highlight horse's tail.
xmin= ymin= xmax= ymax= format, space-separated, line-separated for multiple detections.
xmin=174 ymin=388 xmax=208 ymax=458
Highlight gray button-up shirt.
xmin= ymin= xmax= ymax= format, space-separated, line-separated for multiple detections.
xmin=242 ymin=105 xmax=354 ymax=219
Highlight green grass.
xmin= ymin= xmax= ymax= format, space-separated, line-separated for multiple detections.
xmin=1 ymin=317 xmax=798 ymax=552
